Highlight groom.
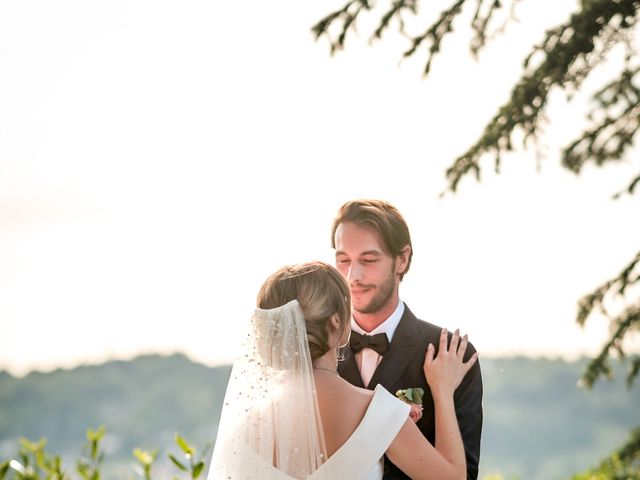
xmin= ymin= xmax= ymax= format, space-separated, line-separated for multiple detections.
xmin=331 ymin=199 xmax=483 ymax=480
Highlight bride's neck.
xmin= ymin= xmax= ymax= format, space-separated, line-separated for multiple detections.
xmin=312 ymin=350 xmax=338 ymax=372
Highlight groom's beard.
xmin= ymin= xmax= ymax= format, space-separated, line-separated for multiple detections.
xmin=353 ymin=261 xmax=397 ymax=315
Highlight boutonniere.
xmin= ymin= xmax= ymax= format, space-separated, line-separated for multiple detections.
xmin=396 ymin=387 xmax=424 ymax=423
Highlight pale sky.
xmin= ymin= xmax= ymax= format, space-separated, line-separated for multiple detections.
xmin=1 ymin=0 xmax=639 ymax=376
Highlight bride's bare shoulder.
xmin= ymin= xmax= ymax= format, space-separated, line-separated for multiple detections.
xmin=314 ymin=374 xmax=377 ymax=456
xmin=314 ymin=374 xmax=374 ymax=413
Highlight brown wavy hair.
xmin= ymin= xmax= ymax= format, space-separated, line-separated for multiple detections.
xmin=257 ymin=261 xmax=351 ymax=360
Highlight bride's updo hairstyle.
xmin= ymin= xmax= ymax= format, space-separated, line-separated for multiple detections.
xmin=257 ymin=261 xmax=351 ymax=360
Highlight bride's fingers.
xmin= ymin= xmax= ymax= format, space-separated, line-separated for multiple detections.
xmin=439 ymin=328 xmax=448 ymax=354
xmin=462 ymin=352 xmax=479 ymax=374
xmin=425 ymin=343 xmax=435 ymax=367
xmin=457 ymin=334 xmax=469 ymax=360
xmin=450 ymin=329 xmax=460 ymax=354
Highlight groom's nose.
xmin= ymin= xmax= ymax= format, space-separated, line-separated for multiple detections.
xmin=347 ymin=262 xmax=363 ymax=282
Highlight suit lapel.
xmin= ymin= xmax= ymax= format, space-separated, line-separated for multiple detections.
xmin=368 ymin=305 xmax=422 ymax=390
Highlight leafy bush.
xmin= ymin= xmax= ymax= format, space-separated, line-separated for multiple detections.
xmin=0 ymin=427 xmax=209 ymax=480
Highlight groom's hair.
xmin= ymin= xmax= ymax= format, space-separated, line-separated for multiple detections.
xmin=257 ymin=261 xmax=351 ymax=360
xmin=330 ymin=199 xmax=413 ymax=281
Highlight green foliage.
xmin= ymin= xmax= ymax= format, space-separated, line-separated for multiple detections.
xmin=1 ymin=461 xmax=10 ymax=480
xmin=313 ymin=0 xmax=640 ymax=192
xmin=2 ymin=408 xmax=634 ymax=479
xmin=577 ymin=252 xmax=640 ymax=390
xmin=0 ymin=429 xmax=207 ymax=480
xmin=395 ymin=387 xmax=424 ymax=404
xmin=0 ymin=437 xmax=69 ymax=480
xmin=132 ymin=448 xmax=157 ymax=480
xmin=76 ymin=426 xmax=104 ymax=480
xmin=168 ymin=435 xmax=209 ymax=480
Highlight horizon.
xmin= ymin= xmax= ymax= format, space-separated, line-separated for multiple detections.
xmin=0 ymin=347 xmax=617 ymax=379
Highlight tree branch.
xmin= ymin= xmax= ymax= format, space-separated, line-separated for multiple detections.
xmin=577 ymin=251 xmax=640 ymax=326
xmin=444 ymin=0 xmax=640 ymax=192
xmin=580 ymin=303 xmax=640 ymax=388
xmin=470 ymin=0 xmax=522 ymax=56
xmin=577 ymin=251 xmax=640 ymax=388
xmin=563 ymin=67 xmax=640 ymax=173
xmin=613 ymin=171 xmax=640 ymax=199
xmin=311 ymin=0 xmax=372 ymax=54
xmin=402 ymin=0 xmax=467 ymax=76
xmin=372 ymin=0 xmax=418 ymax=41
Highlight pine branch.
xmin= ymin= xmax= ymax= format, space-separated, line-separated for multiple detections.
xmin=313 ymin=0 xmax=523 ymax=74
xmin=578 ymin=251 xmax=640 ymax=388
xmin=563 ymin=67 xmax=640 ymax=173
xmin=628 ymin=356 xmax=640 ymax=387
xmin=311 ymin=0 xmax=372 ymax=54
xmin=616 ymin=426 xmax=640 ymax=463
xmin=444 ymin=0 xmax=640 ymax=192
xmin=577 ymin=251 xmax=640 ymax=326
xmin=402 ymin=0 xmax=467 ymax=76
xmin=470 ymin=0 xmax=522 ymax=56
xmin=612 ymin=171 xmax=640 ymax=199
xmin=580 ymin=302 xmax=640 ymax=388
xmin=473 ymin=0 xmax=523 ymax=56
xmin=372 ymin=0 xmax=418 ymax=41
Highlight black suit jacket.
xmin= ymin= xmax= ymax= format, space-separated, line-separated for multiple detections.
xmin=337 ymin=304 xmax=483 ymax=480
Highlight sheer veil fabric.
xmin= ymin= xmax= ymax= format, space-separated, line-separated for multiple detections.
xmin=207 ymin=300 xmax=329 ymax=480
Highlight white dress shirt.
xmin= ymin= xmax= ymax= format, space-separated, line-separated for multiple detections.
xmin=351 ymin=300 xmax=405 ymax=387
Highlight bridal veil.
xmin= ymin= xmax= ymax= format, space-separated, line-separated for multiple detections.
xmin=207 ymin=299 xmax=328 ymax=480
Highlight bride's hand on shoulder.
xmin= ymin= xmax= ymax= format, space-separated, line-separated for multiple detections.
xmin=423 ymin=328 xmax=478 ymax=398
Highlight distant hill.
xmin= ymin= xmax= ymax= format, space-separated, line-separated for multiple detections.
xmin=0 ymin=354 xmax=231 ymax=477
xmin=0 ymin=354 xmax=637 ymax=479
xmin=480 ymin=357 xmax=638 ymax=479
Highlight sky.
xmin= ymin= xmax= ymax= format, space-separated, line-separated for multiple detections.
xmin=1 ymin=0 xmax=639 ymax=376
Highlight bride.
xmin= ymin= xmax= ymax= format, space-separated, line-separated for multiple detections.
xmin=207 ymin=261 xmax=477 ymax=480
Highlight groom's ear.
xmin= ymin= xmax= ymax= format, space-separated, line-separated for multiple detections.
xmin=396 ymin=245 xmax=411 ymax=276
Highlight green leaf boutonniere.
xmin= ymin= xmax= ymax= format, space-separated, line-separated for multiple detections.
xmin=396 ymin=387 xmax=424 ymax=423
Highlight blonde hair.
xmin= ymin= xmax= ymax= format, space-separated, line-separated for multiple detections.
xmin=257 ymin=261 xmax=351 ymax=360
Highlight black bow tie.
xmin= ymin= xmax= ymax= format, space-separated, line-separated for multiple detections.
xmin=349 ymin=332 xmax=390 ymax=355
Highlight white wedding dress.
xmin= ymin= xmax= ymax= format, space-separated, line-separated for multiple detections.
xmin=207 ymin=301 xmax=410 ymax=480
xmin=209 ymin=384 xmax=409 ymax=480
